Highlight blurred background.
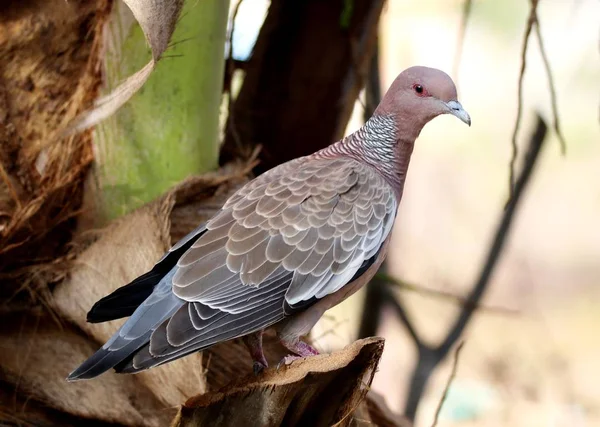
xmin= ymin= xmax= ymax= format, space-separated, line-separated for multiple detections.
xmin=317 ymin=1 xmax=600 ymax=426
xmin=0 ymin=0 xmax=598 ymax=426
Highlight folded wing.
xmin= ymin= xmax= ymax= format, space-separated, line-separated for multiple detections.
xmin=69 ymin=157 xmax=397 ymax=378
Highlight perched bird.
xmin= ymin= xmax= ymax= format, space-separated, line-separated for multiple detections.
xmin=68 ymin=66 xmax=470 ymax=381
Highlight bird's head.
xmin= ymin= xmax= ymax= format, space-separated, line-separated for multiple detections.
xmin=374 ymin=66 xmax=471 ymax=139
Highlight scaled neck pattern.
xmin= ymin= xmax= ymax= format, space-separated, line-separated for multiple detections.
xmin=313 ymin=115 xmax=415 ymax=200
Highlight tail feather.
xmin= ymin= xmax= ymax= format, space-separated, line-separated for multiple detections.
xmin=86 ymin=271 xmax=162 ymax=323
xmin=66 ymin=332 xmax=151 ymax=381
xmin=70 ymin=271 xmax=185 ymax=380
xmin=86 ymin=225 xmax=206 ymax=323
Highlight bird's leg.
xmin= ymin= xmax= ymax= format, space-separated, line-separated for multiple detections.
xmin=242 ymin=330 xmax=268 ymax=375
xmin=273 ymin=303 xmax=325 ymax=368
xmin=277 ymin=336 xmax=319 ymax=368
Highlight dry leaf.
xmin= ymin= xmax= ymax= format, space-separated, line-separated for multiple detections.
xmin=64 ymin=0 xmax=184 ymax=134
xmin=0 ymin=0 xmax=106 ymax=299
xmin=172 ymin=338 xmax=385 ymax=427
xmin=202 ymin=330 xmax=289 ymax=392
xmin=360 ymin=391 xmax=411 ymax=427
xmin=0 ymin=312 xmax=170 ymax=426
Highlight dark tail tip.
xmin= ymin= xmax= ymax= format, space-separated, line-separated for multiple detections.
xmin=67 ymin=332 xmax=153 ymax=381
xmin=86 ymin=276 xmax=158 ymax=324
xmin=66 ymin=348 xmax=115 ymax=381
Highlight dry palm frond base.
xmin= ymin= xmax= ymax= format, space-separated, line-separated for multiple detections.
xmin=0 ymin=0 xmax=110 ymax=303
xmin=0 ymin=161 xmax=252 ymax=426
xmin=174 ymin=338 xmax=397 ymax=427
xmin=0 ymin=310 xmax=169 ymax=427
xmin=52 ymin=161 xmax=253 ymax=410
xmin=0 ymin=159 xmax=402 ymax=426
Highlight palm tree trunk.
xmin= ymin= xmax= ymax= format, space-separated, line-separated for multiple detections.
xmin=97 ymin=0 xmax=230 ymax=218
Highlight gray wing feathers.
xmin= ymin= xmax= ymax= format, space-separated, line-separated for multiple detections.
xmin=106 ymin=270 xmax=183 ymax=346
xmin=120 ymin=287 xmax=288 ymax=373
xmin=173 ymin=156 xmax=396 ymax=307
xmin=121 ymin=300 xmax=285 ymax=373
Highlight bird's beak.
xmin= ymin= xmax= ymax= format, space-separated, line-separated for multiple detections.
xmin=445 ymin=100 xmax=471 ymax=126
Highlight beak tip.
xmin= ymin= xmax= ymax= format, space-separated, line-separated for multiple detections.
xmin=455 ymin=111 xmax=471 ymax=127
xmin=445 ymin=100 xmax=471 ymax=127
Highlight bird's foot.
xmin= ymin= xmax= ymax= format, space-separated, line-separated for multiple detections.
xmin=276 ymin=338 xmax=319 ymax=369
xmin=276 ymin=355 xmax=303 ymax=370
xmin=242 ymin=331 xmax=268 ymax=375
xmin=282 ymin=339 xmax=320 ymax=357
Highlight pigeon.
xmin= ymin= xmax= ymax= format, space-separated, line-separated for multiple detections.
xmin=68 ymin=66 xmax=470 ymax=381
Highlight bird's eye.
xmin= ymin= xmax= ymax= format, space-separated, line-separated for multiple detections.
xmin=414 ymin=85 xmax=424 ymax=94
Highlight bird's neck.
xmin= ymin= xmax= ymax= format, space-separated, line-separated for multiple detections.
xmin=315 ymin=115 xmax=416 ymax=200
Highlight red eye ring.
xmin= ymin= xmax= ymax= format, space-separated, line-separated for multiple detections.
xmin=413 ymin=84 xmax=428 ymax=97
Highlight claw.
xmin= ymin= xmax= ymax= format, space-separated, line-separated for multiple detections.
xmin=253 ymin=361 xmax=267 ymax=375
xmin=276 ymin=354 xmax=303 ymax=370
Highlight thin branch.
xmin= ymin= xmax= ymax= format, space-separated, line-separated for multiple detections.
xmin=399 ymin=114 xmax=548 ymax=421
xmin=509 ymin=0 xmax=539 ymax=199
xmin=534 ymin=19 xmax=567 ymax=155
xmin=383 ymin=286 xmax=422 ymax=348
xmin=431 ymin=342 xmax=464 ymax=427
xmin=452 ymin=0 xmax=473 ymax=82
xmin=439 ymin=113 xmax=547 ymax=353
xmin=167 ymin=36 xmax=197 ymax=49
xmin=378 ymin=272 xmax=519 ymax=316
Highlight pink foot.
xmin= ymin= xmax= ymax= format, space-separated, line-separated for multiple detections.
xmin=277 ymin=338 xmax=319 ymax=369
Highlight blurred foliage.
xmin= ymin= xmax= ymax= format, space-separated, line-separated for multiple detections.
xmin=470 ymin=0 xmax=528 ymax=39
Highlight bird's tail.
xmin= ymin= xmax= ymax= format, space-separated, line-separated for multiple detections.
xmin=86 ymin=270 xmax=163 ymax=323
xmin=66 ymin=332 xmax=153 ymax=381
xmin=86 ymin=224 xmax=207 ymax=324
xmin=67 ymin=270 xmax=184 ymax=381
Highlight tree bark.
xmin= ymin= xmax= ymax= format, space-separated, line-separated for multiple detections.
xmin=220 ymin=0 xmax=385 ymax=173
